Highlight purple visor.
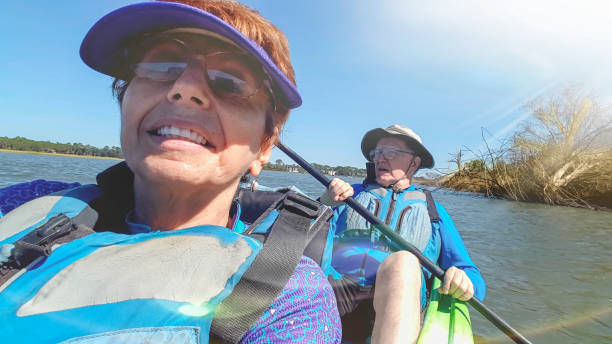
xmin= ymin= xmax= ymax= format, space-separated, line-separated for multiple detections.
xmin=80 ymin=1 xmax=302 ymax=109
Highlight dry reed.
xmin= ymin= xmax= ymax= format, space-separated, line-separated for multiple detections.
xmin=444 ymin=88 xmax=612 ymax=209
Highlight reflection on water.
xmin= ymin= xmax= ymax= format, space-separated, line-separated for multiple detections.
xmin=1 ymin=152 xmax=610 ymax=343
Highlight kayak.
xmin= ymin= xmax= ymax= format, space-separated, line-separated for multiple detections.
xmin=417 ymin=278 xmax=474 ymax=344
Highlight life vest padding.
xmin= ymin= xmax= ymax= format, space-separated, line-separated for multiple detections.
xmin=1 ymin=225 xmax=260 ymax=343
xmin=343 ymin=184 xmax=433 ymax=252
xmin=17 ymin=232 xmax=259 ymax=317
xmin=333 ymin=184 xmax=438 ymax=286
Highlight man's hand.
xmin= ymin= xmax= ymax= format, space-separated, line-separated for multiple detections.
xmin=439 ymin=266 xmax=474 ymax=301
xmin=320 ymin=178 xmax=354 ymax=206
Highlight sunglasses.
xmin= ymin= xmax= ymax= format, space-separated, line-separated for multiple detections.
xmin=369 ymin=148 xmax=415 ymax=161
xmin=125 ymin=32 xmax=277 ymax=108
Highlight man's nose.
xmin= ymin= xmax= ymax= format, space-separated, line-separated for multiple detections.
xmin=373 ymin=154 xmax=388 ymax=163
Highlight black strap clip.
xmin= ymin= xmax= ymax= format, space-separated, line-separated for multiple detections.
xmin=10 ymin=214 xmax=78 ymax=268
xmin=281 ymin=192 xmax=320 ymax=219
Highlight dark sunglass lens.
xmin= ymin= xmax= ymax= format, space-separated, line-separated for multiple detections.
xmin=133 ymin=62 xmax=187 ymax=81
xmin=207 ymin=69 xmax=249 ymax=97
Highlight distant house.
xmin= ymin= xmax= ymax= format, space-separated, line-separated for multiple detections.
xmin=287 ymin=167 xmax=300 ymax=173
xmin=324 ymin=170 xmax=337 ymax=176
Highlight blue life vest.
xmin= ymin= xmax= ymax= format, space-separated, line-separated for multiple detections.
xmin=332 ymin=183 xmax=442 ymax=288
xmin=0 ymin=162 xmax=334 ymax=344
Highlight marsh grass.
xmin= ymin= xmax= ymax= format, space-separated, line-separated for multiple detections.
xmin=444 ymin=88 xmax=612 ymax=209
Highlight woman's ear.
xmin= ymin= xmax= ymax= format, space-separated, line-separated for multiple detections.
xmin=250 ymin=126 xmax=278 ymax=177
xmin=249 ymin=144 xmax=272 ymax=177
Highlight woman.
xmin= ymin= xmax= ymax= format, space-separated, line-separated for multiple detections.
xmin=321 ymin=124 xmax=485 ymax=343
xmin=0 ymin=1 xmax=340 ymax=343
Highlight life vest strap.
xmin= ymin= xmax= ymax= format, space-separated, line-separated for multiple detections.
xmin=211 ymin=191 xmax=327 ymax=342
xmin=423 ymin=190 xmax=440 ymax=223
xmin=0 ymin=214 xmax=95 ymax=287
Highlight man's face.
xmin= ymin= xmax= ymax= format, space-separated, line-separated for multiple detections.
xmin=373 ymin=137 xmax=419 ymax=187
xmin=119 ymin=32 xmax=274 ymax=189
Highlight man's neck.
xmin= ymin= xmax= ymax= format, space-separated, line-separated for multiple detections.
xmin=377 ymin=176 xmax=412 ymax=192
xmin=390 ymin=178 xmax=412 ymax=192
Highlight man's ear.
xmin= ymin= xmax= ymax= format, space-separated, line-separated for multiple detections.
xmin=410 ymin=156 xmax=422 ymax=175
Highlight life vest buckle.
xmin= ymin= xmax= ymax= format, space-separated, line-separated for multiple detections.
xmin=10 ymin=214 xmax=78 ymax=268
xmin=282 ymin=192 xmax=319 ymax=219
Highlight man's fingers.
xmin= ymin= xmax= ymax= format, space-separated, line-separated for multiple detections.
xmin=440 ymin=267 xmax=457 ymax=294
xmin=450 ymin=274 xmax=467 ymax=298
xmin=330 ymin=180 xmax=353 ymax=201
xmin=341 ymin=186 xmax=353 ymax=198
xmin=441 ymin=267 xmax=474 ymax=301
xmin=448 ymin=269 xmax=464 ymax=296
xmin=458 ymin=282 xmax=474 ymax=301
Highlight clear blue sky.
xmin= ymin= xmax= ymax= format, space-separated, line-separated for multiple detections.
xmin=2 ymin=1 xmax=611 ymax=172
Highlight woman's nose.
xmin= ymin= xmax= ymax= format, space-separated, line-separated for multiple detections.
xmin=166 ymin=57 xmax=213 ymax=108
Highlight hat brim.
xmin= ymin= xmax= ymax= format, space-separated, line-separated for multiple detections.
xmin=361 ymin=128 xmax=434 ymax=169
xmin=80 ymin=2 xmax=301 ymax=109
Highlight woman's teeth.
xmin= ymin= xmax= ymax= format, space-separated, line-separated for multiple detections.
xmin=153 ymin=126 xmax=209 ymax=146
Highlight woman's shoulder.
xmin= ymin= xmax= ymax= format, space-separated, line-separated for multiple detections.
xmin=0 ymin=180 xmax=81 ymax=216
xmin=241 ymin=256 xmax=342 ymax=343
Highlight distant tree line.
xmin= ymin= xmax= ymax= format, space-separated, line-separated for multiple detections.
xmin=0 ymin=136 xmax=123 ymax=158
xmin=264 ymin=159 xmax=366 ymax=177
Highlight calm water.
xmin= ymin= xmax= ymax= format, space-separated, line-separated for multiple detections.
xmin=1 ymin=152 xmax=611 ymax=343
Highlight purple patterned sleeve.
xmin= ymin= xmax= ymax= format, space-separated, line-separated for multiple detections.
xmin=0 ymin=180 xmax=81 ymax=216
xmin=241 ymin=256 xmax=342 ymax=343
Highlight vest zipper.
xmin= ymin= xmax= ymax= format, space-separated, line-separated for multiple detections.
xmin=384 ymin=191 xmax=398 ymax=226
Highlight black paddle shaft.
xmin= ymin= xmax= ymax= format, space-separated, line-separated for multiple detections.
xmin=276 ymin=141 xmax=533 ymax=344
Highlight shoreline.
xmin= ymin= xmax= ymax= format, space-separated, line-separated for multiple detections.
xmin=262 ymin=168 xmax=366 ymax=179
xmin=440 ymin=174 xmax=612 ymax=212
xmin=0 ymin=149 xmax=123 ymax=161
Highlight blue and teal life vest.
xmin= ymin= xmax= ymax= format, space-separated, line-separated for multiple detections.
xmin=331 ymin=182 xmax=442 ymax=290
xmin=0 ymin=162 xmax=334 ymax=344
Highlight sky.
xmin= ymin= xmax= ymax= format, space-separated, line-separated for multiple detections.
xmin=2 ymin=0 xmax=611 ymax=173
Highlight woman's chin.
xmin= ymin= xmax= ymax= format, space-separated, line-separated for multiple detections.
xmin=135 ymin=157 xmax=206 ymax=185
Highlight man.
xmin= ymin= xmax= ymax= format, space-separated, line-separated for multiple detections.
xmin=321 ymin=124 xmax=486 ymax=343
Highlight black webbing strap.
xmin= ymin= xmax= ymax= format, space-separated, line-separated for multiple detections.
xmin=0 ymin=211 xmax=96 ymax=287
xmin=210 ymin=192 xmax=321 ymax=343
xmin=302 ymin=206 xmax=333 ymax=264
xmin=423 ymin=190 xmax=440 ymax=223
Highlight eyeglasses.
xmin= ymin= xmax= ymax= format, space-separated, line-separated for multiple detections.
xmin=369 ymin=148 xmax=415 ymax=161
xmin=125 ymin=33 xmax=276 ymax=108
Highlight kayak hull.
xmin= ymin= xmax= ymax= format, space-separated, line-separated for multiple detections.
xmin=417 ymin=278 xmax=474 ymax=344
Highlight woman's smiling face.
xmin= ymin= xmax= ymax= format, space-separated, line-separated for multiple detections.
xmin=120 ymin=31 xmax=274 ymax=189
